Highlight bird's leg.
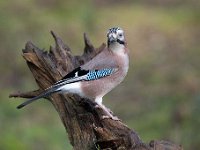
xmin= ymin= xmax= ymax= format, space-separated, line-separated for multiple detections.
xmin=95 ymin=103 xmax=114 ymax=115
xmin=94 ymin=98 xmax=120 ymax=121
xmin=95 ymin=97 xmax=113 ymax=115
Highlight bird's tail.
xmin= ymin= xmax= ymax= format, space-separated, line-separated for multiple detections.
xmin=17 ymin=87 xmax=60 ymax=109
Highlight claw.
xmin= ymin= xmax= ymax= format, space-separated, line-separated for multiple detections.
xmin=95 ymin=104 xmax=100 ymax=109
xmin=95 ymin=102 xmax=120 ymax=121
xmin=102 ymin=115 xmax=121 ymax=121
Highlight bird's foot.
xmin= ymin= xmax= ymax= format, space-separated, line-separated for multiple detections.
xmin=95 ymin=104 xmax=114 ymax=115
xmin=94 ymin=103 xmax=120 ymax=121
xmin=101 ymin=115 xmax=121 ymax=121
xmin=94 ymin=104 xmax=100 ymax=109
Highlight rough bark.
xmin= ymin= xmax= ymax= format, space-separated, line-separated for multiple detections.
xmin=10 ymin=31 xmax=183 ymax=150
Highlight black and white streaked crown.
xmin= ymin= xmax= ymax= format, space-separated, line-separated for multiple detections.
xmin=107 ymin=27 xmax=122 ymax=35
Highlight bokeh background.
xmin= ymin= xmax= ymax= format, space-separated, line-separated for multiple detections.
xmin=1 ymin=0 xmax=200 ymax=149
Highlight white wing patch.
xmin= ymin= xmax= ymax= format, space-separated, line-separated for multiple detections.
xmin=75 ymin=72 xmax=78 ymax=77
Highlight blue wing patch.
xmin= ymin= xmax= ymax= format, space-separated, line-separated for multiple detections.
xmin=86 ymin=68 xmax=115 ymax=81
xmin=54 ymin=68 xmax=116 ymax=87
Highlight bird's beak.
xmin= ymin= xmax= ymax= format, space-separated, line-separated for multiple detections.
xmin=109 ymin=33 xmax=117 ymax=43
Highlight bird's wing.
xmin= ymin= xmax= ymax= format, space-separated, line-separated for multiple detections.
xmin=55 ymin=48 xmax=119 ymax=86
xmin=55 ymin=66 xmax=118 ymax=87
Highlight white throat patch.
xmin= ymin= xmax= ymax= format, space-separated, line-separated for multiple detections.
xmin=109 ymin=42 xmax=125 ymax=54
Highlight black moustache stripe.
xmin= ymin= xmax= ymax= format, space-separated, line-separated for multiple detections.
xmin=117 ymin=39 xmax=125 ymax=45
xmin=107 ymin=39 xmax=125 ymax=46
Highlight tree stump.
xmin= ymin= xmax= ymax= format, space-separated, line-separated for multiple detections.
xmin=9 ymin=31 xmax=183 ymax=150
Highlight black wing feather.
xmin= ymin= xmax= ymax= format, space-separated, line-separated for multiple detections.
xmin=56 ymin=67 xmax=89 ymax=84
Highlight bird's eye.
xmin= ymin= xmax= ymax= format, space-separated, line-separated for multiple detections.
xmin=118 ymin=33 xmax=123 ymax=37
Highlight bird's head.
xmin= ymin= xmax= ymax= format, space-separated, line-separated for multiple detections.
xmin=107 ymin=27 xmax=125 ymax=47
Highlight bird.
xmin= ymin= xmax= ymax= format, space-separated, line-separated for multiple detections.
xmin=17 ymin=27 xmax=129 ymax=120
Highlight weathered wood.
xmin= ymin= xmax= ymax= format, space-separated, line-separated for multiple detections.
xmin=10 ymin=31 xmax=182 ymax=150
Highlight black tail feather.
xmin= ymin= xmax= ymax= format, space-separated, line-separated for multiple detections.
xmin=17 ymin=88 xmax=60 ymax=109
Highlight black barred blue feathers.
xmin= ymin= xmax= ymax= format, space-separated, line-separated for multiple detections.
xmin=87 ymin=68 xmax=115 ymax=81
xmin=56 ymin=67 xmax=115 ymax=86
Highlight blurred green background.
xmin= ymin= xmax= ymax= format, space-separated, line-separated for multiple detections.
xmin=1 ymin=0 xmax=200 ymax=149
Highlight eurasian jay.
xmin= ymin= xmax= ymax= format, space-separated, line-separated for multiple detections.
xmin=17 ymin=27 xmax=129 ymax=120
